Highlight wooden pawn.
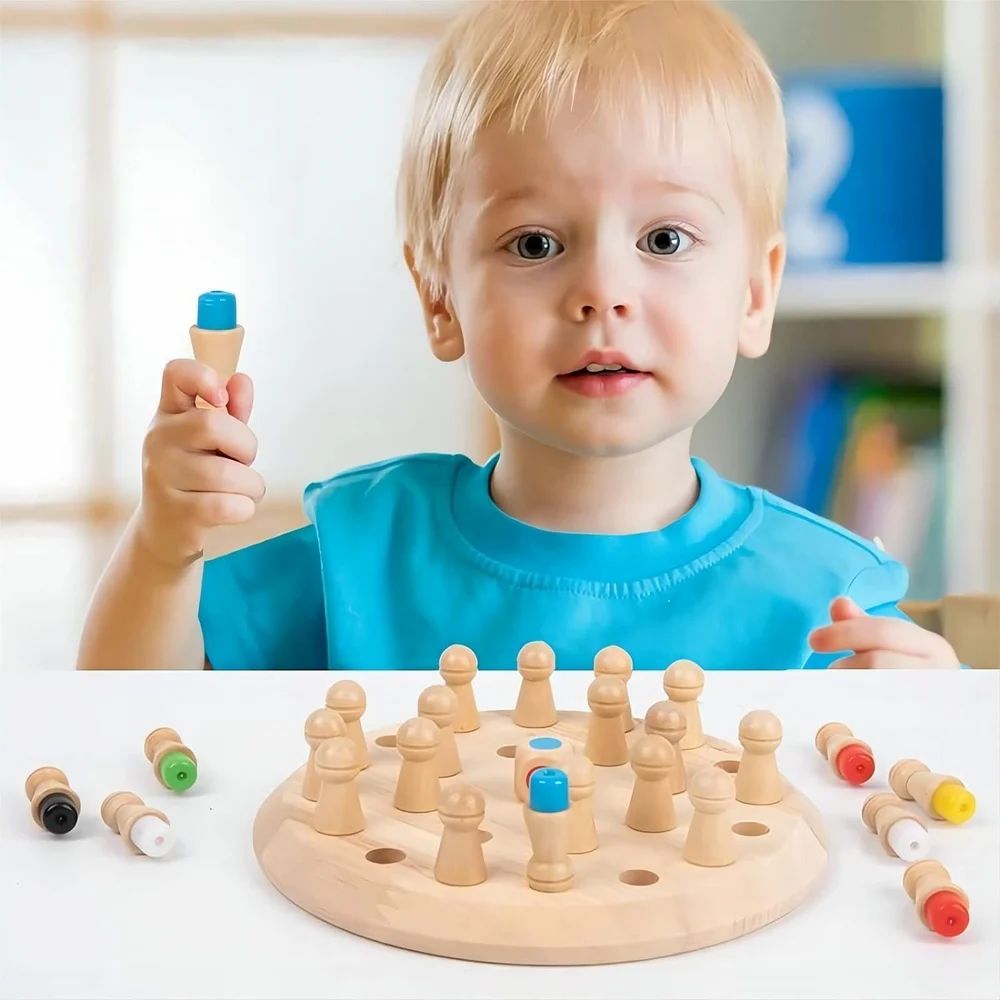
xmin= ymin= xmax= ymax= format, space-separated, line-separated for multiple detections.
xmin=418 ymin=684 xmax=462 ymax=778
xmin=593 ymin=645 xmax=634 ymax=732
xmin=434 ymin=785 xmax=487 ymax=886
xmin=101 ymin=791 xmax=174 ymax=857
xmin=683 ymin=767 xmax=736 ymax=867
xmin=513 ymin=640 xmax=557 ymax=728
xmin=625 ymin=735 xmax=676 ymax=833
xmin=861 ymin=792 xmax=929 ymax=861
xmin=814 ymin=722 xmax=875 ymax=785
xmin=303 ymin=708 xmax=347 ymax=802
xmin=393 ymin=717 xmax=440 ymax=813
xmin=888 ymin=758 xmax=976 ymax=825
xmin=144 ymin=727 xmax=198 ymax=791
xmin=902 ymin=859 xmax=970 ymax=937
xmin=313 ymin=736 xmax=365 ymax=836
xmin=438 ymin=644 xmax=480 ymax=733
xmin=25 ymin=766 xmax=80 ymax=835
xmin=663 ymin=660 xmax=705 ymax=749
xmin=584 ymin=676 xmax=629 ymax=766
xmin=735 ymin=710 xmax=783 ymax=805
xmin=644 ymin=701 xmax=688 ymax=793
xmin=325 ymin=680 xmax=369 ymax=770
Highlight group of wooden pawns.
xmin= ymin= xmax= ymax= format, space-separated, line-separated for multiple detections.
xmin=27 ymin=642 xmax=977 ymax=940
xmin=25 ymin=727 xmax=197 ymax=857
xmin=814 ymin=719 xmax=976 ymax=938
xmin=300 ymin=642 xmax=977 ymax=938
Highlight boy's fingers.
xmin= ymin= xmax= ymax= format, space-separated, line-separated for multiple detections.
xmin=808 ymin=616 xmax=929 ymax=657
xmin=166 ymin=407 xmax=259 ymax=466
xmin=829 ymin=595 xmax=866 ymax=619
xmin=830 ymin=650 xmax=925 ymax=669
xmin=160 ymin=359 xmax=228 ymax=414
xmin=225 ymin=373 xmax=254 ymax=424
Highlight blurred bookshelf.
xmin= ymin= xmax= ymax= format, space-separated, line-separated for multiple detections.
xmin=702 ymin=0 xmax=1000 ymax=601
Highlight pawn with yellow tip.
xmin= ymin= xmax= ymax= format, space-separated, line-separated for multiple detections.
xmin=889 ymin=758 xmax=976 ymax=825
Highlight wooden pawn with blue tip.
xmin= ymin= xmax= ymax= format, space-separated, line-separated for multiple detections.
xmin=524 ymin=767 xmax=574 ymax=892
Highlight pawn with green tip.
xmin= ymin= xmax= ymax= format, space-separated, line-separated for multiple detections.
xmin=144 ymin=727 xmax=198 ymax=792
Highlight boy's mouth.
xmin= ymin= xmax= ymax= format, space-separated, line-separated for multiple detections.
xmin=559 ymin=349 xmax=647 ymax=376
xmin=555 ymin=365 xmax=652 ymax=398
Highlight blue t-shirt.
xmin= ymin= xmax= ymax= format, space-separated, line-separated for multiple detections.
xmin=199 ymin=451 xmax=913 ymax=670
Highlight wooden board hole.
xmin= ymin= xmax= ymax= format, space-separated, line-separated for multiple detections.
xmin=715 ymin=760 xmax=740 ymax=773
xmin=732 ymin=822 xmax=769 ymax=837
xmin=366 ymin=847 xmax=406 ymax=864
xmin=496 ymin=745 xmax=516 ymax=758
xmin=374 ymin=735 xmax=396 ymax=748
xmin=619 ymin=869 xmax=659 ymax=886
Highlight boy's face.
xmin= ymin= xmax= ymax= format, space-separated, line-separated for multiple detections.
xmin=414 ymin=94 xmax=784 ymax=458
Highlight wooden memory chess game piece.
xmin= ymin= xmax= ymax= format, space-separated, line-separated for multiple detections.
xmin=101 ymin=791 xmax=175 ymax=857
xmin=902 ymin=859 xmax=970 ymax=937
xmin=303 ymin=708 xmax=347 ymax=802
xmin=625 ymin=735 xmax=676 ymax=833
xmin=523 ymin=767 xmax=573 ymax=893
xmin=683 ymin=766 xmax=736 ymax=867
xmin=513 ymin=735 xmax=573 ymax=802
xmin=814 ymin=722 xmax=875 ymax=785
xmin=434 ymin=785 xmax=488 ymax=887
xmin=393 ymin=717 xmax=440 ymax=813
xmin=326 ymin=680 xmax=369 ymax=770
xmin=439 ymin=643 xmax=480 ymax=733
xmin=144 ymin=727 xmax=198 ymax=792
xmin=190 ymin=289 xmax=244 ymax=409
xmin=662 ymin=660 xmax=705 ymax=750
xmin=25 ymin=766 xmax=80 ymax=836
xmin=593 ymin=645 xmax=634 ymax=732
xmin=313 ymin=736 xmax=365 ymax=836
xmin=513 ymin=641 xmax=557 ymax=728
xmin=566 ymin=754 xmax=598 ymax=854
xmin=585 ymin=676 xmax=629 ymax=766
xmin=644 ymin=701 xmax=688 ymax=793
xmin=861 ymin=792 xmax=929 ymax=862
xmin=418 ymin=684 xmax=462 ymax=778
xmin=735 ymin=710 xmax=783 ymax=805
xmin=888 ymin=758 xmax=976 ymax=825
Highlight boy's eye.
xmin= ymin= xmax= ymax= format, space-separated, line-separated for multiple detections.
xmin=506 ymin=232 xmax=563 ymax=260
xmin=640 ymin=227 xmax=693 ymax=255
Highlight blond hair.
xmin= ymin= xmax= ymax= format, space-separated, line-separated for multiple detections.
xmin=397 ymin=0 xmax=787 ymax=298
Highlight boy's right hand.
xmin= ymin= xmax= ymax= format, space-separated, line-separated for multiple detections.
xmin=137 ymin=360 xmax=267 ymax=567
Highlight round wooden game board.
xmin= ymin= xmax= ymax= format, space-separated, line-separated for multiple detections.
xmin=253 ymin=709 xmax=829 ymax=965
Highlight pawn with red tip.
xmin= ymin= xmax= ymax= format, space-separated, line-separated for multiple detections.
xmin=815 ymin=722 xmax=875 ymax=786
xmin=903 ymin=859 xmax=969 ymax=938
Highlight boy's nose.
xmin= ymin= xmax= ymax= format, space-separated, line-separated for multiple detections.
xmin=563 ymin=260 xmax=633 ymax=323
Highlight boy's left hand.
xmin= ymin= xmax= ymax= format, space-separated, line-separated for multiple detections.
xmin=808 ymin=596 xmax=961 ymax=668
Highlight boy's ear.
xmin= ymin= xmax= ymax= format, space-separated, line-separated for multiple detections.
xmin=738 ymin=233 xmax=786 ymax=360
xmin=403 ymin=243 xmax=465 ymax=362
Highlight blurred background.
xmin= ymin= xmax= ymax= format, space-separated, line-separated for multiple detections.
xmin=1 ymin=0 xmax=998 ymax=670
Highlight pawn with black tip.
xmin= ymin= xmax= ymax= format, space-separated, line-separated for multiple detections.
xmin=25 ymin=766 xmax=81 ymax=836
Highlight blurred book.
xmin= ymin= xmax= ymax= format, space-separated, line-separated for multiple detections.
xmin=769 ymin=371 xmax=944 ymax=600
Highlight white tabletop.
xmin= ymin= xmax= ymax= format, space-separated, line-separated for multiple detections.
xmin=1 ymin=668 xmax=997 ymax=1000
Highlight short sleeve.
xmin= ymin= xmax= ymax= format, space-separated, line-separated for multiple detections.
xmin=801 ymin=557 xmax=913 ymax=668
xmin=199 ymin=525 xmax=327 ymax=670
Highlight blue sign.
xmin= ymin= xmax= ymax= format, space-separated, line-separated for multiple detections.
xmin=781 ymin=70 xmax=944 ymax=267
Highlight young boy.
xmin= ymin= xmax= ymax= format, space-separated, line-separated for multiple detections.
xmin=77 ymin=0 xmax=960 ymax=671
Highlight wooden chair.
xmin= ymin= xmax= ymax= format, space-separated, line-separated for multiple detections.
xmin=900 ymin=595 xmax=1000 ymax=668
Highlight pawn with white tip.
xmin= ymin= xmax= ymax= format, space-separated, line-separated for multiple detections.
xmin=861 ymin=792 xmax=930 ymax=862
xmin=101 ymin=791 xmax=175 ymax=858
